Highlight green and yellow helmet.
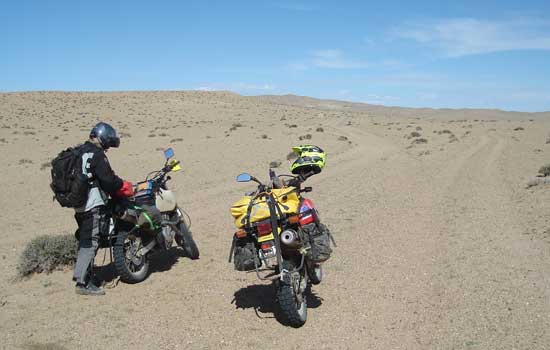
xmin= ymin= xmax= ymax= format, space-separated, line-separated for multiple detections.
xmin=290 ymin=145 xmax=327 ymax=175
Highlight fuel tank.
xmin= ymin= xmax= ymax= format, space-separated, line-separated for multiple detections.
xmin=156 ymin=188 xmax=177 ymax=212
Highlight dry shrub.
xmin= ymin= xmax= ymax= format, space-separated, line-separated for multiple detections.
xmin=17 ymin=234 xmax=76 ymax=277
xmin=412 ymin=138 xmax=428 ymax=144
xmin=269 ymin=160 xmax=282 ymax=168
xmin=539 ymin=164 xmax=550 ymax=177
xmin=338 ymin=136 xmax=348 ymax=141
xmin=410 ymin=131 xmax=421 ymax=138
xmin=286 ymin=151 xmax=297 ymax=161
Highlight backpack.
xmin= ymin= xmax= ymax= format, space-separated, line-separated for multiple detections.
xmin=50 ymin=145 xmax=89 ymax=208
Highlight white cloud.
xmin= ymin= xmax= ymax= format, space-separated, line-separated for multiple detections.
xmin=233 ymin=83 xmax=275 ymax=91
xmin=193 ymin=86 xmax=215 ymax=91
xmin=394 ymin=18 xmax=550 ymax=57
xmin=363 ymin=94 xmax=401 ymax=105
xmin=311 ymin=49 xmax=369 ymax=69
xmin=193 ymin=83 xmax=275 ymax=92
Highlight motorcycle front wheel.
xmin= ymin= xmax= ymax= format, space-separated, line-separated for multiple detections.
xmin=174 ymin=212 xmax=200 ymax=260
xmin=276 ymin=260 xmax=308 ymax=327
xmin=113 ymin=231 xmax=150 ymax=284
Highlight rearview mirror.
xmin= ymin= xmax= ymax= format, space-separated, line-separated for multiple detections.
xmin=236 ymin=173 xmax=252 ymax=182
xmin=164 ymin=148 xmax=174 ymax=159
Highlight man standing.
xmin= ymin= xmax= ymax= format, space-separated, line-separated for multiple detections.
xmin=73 ymin=122 xmax=133 ymax=295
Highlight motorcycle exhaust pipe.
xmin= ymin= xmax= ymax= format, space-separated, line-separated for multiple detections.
xmin=280 ymin=229 xmax=301 ymax=248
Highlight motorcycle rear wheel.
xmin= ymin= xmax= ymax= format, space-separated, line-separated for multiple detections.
xmin=113 ymin=231 xmax=150 ymax=284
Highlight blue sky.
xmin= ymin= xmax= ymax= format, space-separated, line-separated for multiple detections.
xmin=1 ymin=1 xmax=549 ymax=111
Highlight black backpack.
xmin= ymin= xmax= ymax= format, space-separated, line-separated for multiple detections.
xmin=50 ymin=145 xmax=89 ymax=208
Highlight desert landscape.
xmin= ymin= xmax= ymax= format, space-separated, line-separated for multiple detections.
xmin=0 ymin=91 xmax=549 ymax=349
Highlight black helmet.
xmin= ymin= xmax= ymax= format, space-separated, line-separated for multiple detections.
xmin=90 ymin=122 xmax=120 ymax=149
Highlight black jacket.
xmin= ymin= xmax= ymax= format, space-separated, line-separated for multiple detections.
xmin=76 ymin=141 xmax=123 ymax=212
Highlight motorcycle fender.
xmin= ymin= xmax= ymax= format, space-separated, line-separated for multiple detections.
xmin=156 ymin=189 xmax=177 ymax=212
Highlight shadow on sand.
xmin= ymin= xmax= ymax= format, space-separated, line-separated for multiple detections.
xmin=232 ymin=282 xmax=323 ymax=326
xmin=93 ymin=247 xmax=188 ymax=285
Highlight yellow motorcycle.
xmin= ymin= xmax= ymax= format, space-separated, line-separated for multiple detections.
xmin=229 ymin=168 xmax=333 ymax=327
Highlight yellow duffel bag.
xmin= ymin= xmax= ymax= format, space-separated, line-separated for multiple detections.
xmin=230 ymin=187 xmax=300 ymax=228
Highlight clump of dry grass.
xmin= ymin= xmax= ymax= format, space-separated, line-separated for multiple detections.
xmin=229 ymin=122 xmax=243 ymax=131
xmin=299 ymin=134 xmax=312 ymax=140
xmin=17 ymin=234 xmax=77 ymax=277
xmin=539 ymin=164 xmax=550 ymax=177
xmin=269 ymin=160 xmax=282 ymax=168
xmin=337 ymin=136 xmax=348 ymax=141
xmin=40 ymin=161 xmax=51 ymax=171
xmin=286 ymin=151 xmax=297 ymax=161
xmin=412 ymin=138 xmax=428 ymax=144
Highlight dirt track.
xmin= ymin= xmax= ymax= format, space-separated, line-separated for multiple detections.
xmin=0 ymin=92 xmax=549 ymax=349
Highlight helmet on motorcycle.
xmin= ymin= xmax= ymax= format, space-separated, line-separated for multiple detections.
xmin=290 ymin=145 xmax=326 ymax=175
xmin=90 ymin=122 xmax=120 ymax=149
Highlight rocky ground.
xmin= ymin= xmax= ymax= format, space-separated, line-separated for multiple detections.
xmin=0 ymin=91 xmax=549 ymax=349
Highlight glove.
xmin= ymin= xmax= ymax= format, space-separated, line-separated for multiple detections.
xmin=116 ymin=181 xmax=134 ymax=198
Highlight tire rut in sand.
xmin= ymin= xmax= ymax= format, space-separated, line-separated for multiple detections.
xmin=431 ymin=132 xmax=550 ymax=349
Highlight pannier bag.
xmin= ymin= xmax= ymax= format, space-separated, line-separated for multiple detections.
xmin=300 ymin=222 xmax=333 ymax=263
xmin=233 ymin=241 xmax=258 ymax=271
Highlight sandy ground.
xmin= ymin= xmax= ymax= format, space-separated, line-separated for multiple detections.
xmin=0 ymin=91 xmax=549 ymax=350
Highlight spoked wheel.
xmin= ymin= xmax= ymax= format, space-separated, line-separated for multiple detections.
xmin=276 ymin=260 xmax=308 ymax=327
xmin=113 ymin=231 xmax=150 ymax=284
xmin=174 ymin=212 xmax=199 ymax=260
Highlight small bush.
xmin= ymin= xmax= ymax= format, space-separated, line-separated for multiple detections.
xmin=539 ymin=164 xmax=550 ymax=177
xmin=298 ymin=134 xmax=312 ymax=140
xmin=410 ymin=131 xmax=421 ymax=138
xmin=438 ymin=130 xmax=452 ymax=134
xmin=40 ymin=161 xmax=51 ymax=171
xmin=412 ymin=138 xmax=428 ymax=144
xmin=269 ymin=160 xmax=282 ymax=168
xmin=514 ymin=127 xmax=524 ymax=131
xmin=17 ymin=234 xmax=76 ymax=277
xmin=316 ymin=127 xmax=324 ymax=132
xmin=230 ymin=122 xmax=243 ymax=131
xmin=286 ymin=151 xmax=297 ymax=161
xmin=261 ymin=134 xmax=268 ymax=139
xmin=170 ymin=138 xmax=183 ymax=143
xmin=337 ymin=136 xmax=348 ymax=141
